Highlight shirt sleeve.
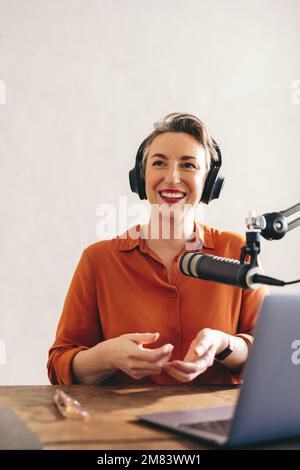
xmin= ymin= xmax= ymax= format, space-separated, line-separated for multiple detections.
xmin=234 ymin=284 xmax=270 ymax=347
xmin=47 ymin=249 xmax=102 ymax=385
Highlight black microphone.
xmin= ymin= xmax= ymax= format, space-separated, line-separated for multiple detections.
xmin=178 ymin=252 xmax=273 ymax=289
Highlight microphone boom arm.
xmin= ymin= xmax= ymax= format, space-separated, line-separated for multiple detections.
xmin=238 ymin=202 xmax=300 ymax=287
xmin=242 ymin=202 xmax=300 ymax=263
xmin=281 ymin=202 xmax=300 ymax=233
xmin=250 ymin=202 xmax=300 ymax=241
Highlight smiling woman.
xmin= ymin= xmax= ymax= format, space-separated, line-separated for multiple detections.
xmin=47 ymin=112 xmax=269 ymax=386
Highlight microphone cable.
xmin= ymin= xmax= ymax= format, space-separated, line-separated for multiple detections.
xmin=252 ymin=274 xmax=300 ymax=287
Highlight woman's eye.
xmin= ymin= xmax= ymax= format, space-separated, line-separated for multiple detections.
xmin=183 ymin=162 xmax=197 ymax=169
xmin=152 ymin=160 xmax=197 ymax=169
xmin=152 ymin=160 xmax=165 ymax=167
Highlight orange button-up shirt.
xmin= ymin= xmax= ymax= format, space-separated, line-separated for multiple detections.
xmin=47 ymin=221 xmax=268 ymax=386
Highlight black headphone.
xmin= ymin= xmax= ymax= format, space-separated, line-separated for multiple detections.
xmin=129 ymin=136 xmax=224 ymax=204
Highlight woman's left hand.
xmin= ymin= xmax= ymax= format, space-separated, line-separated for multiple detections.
xmin=163 ymin=328 xmax=228 ymax=383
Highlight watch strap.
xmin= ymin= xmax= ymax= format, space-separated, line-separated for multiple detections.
xmin=215 ymin=335 xmax=234 ymax=361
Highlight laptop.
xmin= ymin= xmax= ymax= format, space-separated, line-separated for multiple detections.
xmin=138 ymin=294 xmax=300 ymax=447
xmin=0 ymin=407 xmax=43 ymax=449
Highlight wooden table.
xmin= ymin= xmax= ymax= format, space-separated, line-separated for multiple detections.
xmin=0 ymin=385 xmax=299 ymax=450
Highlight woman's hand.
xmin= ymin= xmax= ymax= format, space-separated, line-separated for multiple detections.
xmin=109 ymin=332 xmax=174 ymax=380
xmin=163 ymin=328 xmax=228 ymax=383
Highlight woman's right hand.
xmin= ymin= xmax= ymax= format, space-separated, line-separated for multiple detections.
xmin=109 ymin=332 xmax=174 ymax=380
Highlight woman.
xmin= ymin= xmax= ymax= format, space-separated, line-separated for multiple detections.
xmin=47 ymin=112 xmax=268 ymax=386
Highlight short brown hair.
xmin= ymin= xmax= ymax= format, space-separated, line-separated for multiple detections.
xmin=141 ymin=112 xmax=218 ymax=177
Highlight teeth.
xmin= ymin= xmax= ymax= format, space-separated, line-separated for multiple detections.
xmin=160 ymin=192 xmax=185 ymax=199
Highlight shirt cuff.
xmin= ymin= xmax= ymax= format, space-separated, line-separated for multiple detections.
xmin=234 ymin=333 xmax=253 ymax=350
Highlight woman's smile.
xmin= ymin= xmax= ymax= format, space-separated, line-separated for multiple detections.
xmin=158 ymin=189 xmax=187 ymax=205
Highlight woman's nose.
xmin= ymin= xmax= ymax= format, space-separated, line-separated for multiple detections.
xmin=164 ymin=165 xmax=181 ymax=184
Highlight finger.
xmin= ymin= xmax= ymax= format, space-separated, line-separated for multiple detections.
xmin=205 ymin=349 xmax=215 ymax=367
xmin=131 ymin=362 xmax=169 ymax=376
xmin=165 ymin=360 xmax=207 ymax=373
xmin=131 ymin=368 xmax=167 ymax=379
xmin=128 ymin=332 xmax=160 ymax=345
xmin=164 ymin=361 xmax=198 ymax=373
xmin=163 ymin=365 xmax=196 ymax=383
xmin=195 ymin=345 xmax=215 ymax=366
xmin=136 ymin=344 xmax=174 ymax=363
xmin=131 ymin=355 xmax=173 ymax=375
xmin=194 ymin=337 xmax=214 ymax=357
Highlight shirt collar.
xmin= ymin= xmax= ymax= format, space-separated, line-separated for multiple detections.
xmin=117 ymin=220 xmax=215 ymax=252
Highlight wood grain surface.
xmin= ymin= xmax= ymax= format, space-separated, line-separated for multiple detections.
xmin=0 ymin=385 xmax=238 ymax=450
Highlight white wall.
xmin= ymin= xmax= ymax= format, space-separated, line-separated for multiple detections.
xmin=0 ymin=0 xmax=299 ymax=384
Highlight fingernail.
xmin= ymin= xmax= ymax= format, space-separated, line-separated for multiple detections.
xmin=165 ymin=344 xmax=174 ymax=352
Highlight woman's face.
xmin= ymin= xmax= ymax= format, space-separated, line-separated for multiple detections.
xmin=144 ymin=132 xmax=209 ymax=209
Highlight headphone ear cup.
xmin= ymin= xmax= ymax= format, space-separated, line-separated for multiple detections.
xmin=128 ymin=163 xmax=147 ymax=200
xmin=135 ymin=161 xmax=147 ymax=200
xmin=201 ymin=166 xmax=224 ymax=204
xmin=201 ymin=139 xmax=224 ymax=204
xmin=129 ymin=168 xmax=137 ymax=193
xmin=210 ymin=175 xmax=224 ymax=201
xmin=128 ymin=140 xmax=147 ymax=200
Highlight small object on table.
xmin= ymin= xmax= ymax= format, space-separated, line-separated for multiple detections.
xmin=54 ymin=389 xmax=90 ymax=421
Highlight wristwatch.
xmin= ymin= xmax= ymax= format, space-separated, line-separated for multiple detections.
xmin=215 ymin=335 xmax=234 ymax=361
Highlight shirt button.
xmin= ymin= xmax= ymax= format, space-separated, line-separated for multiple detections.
xmin=170 ymin=292 xmax=177 ymax=298
xmin=171 ymin=329 xmax=179 ymax=337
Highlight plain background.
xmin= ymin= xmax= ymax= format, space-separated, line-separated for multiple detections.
xmin=0 ymin=0 xmax=299 ymax=384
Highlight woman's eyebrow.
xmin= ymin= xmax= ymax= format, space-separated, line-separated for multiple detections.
xmin=150 ymin=153 xmax=196 ymax=160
